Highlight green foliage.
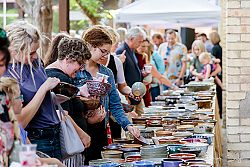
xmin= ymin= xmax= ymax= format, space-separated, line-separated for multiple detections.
xmin=52 ymin=8 xmax=59 ymax=33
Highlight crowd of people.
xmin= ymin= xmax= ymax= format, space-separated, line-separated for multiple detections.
xmin=0 ymin=20 xmax=223 ymax=166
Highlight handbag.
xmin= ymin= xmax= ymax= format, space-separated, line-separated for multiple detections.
xmin=52 ymin=93 xmax=85 ymax=160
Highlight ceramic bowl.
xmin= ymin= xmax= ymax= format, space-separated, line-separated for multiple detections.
xmin=186 ymin=84 xmax=211 ymax=92
xmin=191 ymin=134 xmax=214 ymax=145
xmin=158 ymin=137 xmax=183 ymax=144
xmin=124 ymin=152 xmax=141 ymax=160
xmin=53 ymin=82 xmax=79 ymax=98
xmin=169 ymin=153 xmax=196 ymax=160
xmin=161 ymin=158 xmax=183 ymax=167
xmin=185 ymin=142 xmax=209 ymax=155
xmin=196 ymin=100 xmax=212 ymax=109
xmin=152 ymin=136 xmax=175 ymax=145
xmin=177 ymin=125 xmax=194 ymax=131
xmin=103 ymin=144 xmax=122 ymax=150
xmin=133 ymin=160 xmax=155 ymax=167
xmin=89 ymin=159 xmax=112 ymax=166
xmin=119 ymin=147 xmax=139 ymax=153
xmin=132 ymin=117 xmax=147 ymax=125
xmin=131 ymin=82 xmax=147 ymax=97
xmin=172 ymin=131 xmax=193 ymax=138
xmin=122 ymin=144 xmax=142 ymax=149
xmin=179 ymin=146 xmax=202 ymax=157
xmin=180 ymin=138 xmax=207 ymax=144
xmin=162 ymin=124 xmax=177 ymax=131
xmin=101 ymin=150 xmax=123 ymax=159
xmin=76 ymin=96 xmax=101 ymax=110
xmin=167 ymin=144 xmax=183 ymax=154
xmin=86 ymin=80 xmax=111 ymax=97
xmin=155 ymin=130 xmax=172 ymax=137
xmin=113 ymin=138 xmax=134 ymax=144
xmin=140 ymin=129 xmax=154 ymax=139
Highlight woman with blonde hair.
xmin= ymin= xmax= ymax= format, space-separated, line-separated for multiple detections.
xmin=4 ymin=20 xmax=63 ymax=159
xmin=0 ymin=77 xmax=66 ymax=166
xmin=210 ymin=31 xmax=223 ymax=118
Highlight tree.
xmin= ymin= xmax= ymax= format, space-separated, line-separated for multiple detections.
xmin=74 ymin=0 xmax=107 ymax=25
xmin=16 ymin=0 xmax=53 ymax=58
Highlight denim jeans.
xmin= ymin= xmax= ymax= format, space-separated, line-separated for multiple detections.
xmin=27 ymin=124 xmax=62 ymax=160
xmin=151 ymin=86 xmax=160 ymax=101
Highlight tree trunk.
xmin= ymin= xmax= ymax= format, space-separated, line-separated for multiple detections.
xmin=15 ymin=0 xmax=53 ymax=58
xmin=33 ymin=0 xmax=53 ymax=58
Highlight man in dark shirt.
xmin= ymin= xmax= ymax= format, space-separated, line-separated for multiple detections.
xmin=116 ymin=27 xmax=146 ymax=115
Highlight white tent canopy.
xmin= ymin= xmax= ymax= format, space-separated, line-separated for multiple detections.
xmin=115 ymin=0 xmax=221 ymax=27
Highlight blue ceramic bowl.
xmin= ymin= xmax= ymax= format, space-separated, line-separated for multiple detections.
xmin=133 ymin=160 xmax=155 ymax=167
xmin=162 ymin=159 xmax=183 ymax=167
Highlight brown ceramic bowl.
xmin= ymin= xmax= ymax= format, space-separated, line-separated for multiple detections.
xmin=169 ymin=153 xmax=196 ymax=160
xmin=155 ymin=130 xmax=172 ymax=137
xmin=158 ymin=137 xmax=183 ymax=144
xmin=76 ymin=96 xmax=101 ymax=110
xmin=196 ymin=100 xmax=212 ymax=109
xmin=86 ymin=80 xmax=111 ymax=97
xmin=53 ymin=82 xmax=79 ymax=98
xmin=122 ymin=144 xmax=142 ymax=149
xmin=132 ymin=117 xmax=147 ymax=125
xmin=101 ymin=150 xmax=123 ymax=159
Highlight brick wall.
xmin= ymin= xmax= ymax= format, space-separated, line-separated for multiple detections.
xmin=226 ymin=0 xmax=250 ymax=166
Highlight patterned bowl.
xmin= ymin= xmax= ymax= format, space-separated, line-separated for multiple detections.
xmin=86 ymin=80 xmax=111 ymax=97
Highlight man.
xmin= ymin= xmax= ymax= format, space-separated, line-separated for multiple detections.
xmin=158 ymin=29 xmax=187 ymax=88
xmin=197 ymin=33 xmax=213 ymax=53
xmin=152 ymin=33 xmax=164 ymax=51
xmin=116 ymin=27 xmax=146 ymax=115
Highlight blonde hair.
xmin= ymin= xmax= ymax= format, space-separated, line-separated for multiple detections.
xmin=116 ymin=27 xmax=127 ymax=43
xmin=192 ymin=40 xmax=206 ymax=56
xmin=199 ymin=52 xmax=211 ymax=63
xmin=105 ymin=26 xmax=120 ymax=45
xmin=5 ymin=21 xmax=41 ymax=87
xmin=209 ymin=31 xmax=220 ymax=45
xmin=0 ymin=77 xmax=20 ymax=101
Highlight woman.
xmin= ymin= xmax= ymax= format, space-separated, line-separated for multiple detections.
xmin=74 ymin=26 xmax=140 ymax=163
xmin=137 ymin=39 xmax=176 ymax=102
xmin=0 ymin=28 xmax=12 ymax=166
xmin=135 ymin=39 xmax=152 ymax=107
xmin=45 ymin=37 xmax=92 ymax=166
xmin=145 ymin=40 xmax=166 ymax=101
xmin=189 ymin=40 xmax=221 ymax=81
xmin=4 ymin=20 xmax=62 ymax=159
xmin=97 ymin=26 xmax=138 ymax=139
xmin=0 ymin=77 xmax=65 ymax=167
xmin=210 ymin=31 xmax=223 ymax=118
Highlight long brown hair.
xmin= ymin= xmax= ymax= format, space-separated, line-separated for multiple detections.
xmin=44 ymin=33 xmax=70 ymax=67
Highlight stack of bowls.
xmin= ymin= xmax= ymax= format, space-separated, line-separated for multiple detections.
xmin=141 ymin=145 xmax=168 ymax=159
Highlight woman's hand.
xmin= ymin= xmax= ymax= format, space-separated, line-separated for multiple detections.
xmin=41 ymin=77 xmax=60 ymax=92
xmin=79 ymin=131 xmax=91 ymax=148
xmin=127 ymin=125 xmax=140 ymax=138
xmin=87 ymin=106 xmax=106 ymax=124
